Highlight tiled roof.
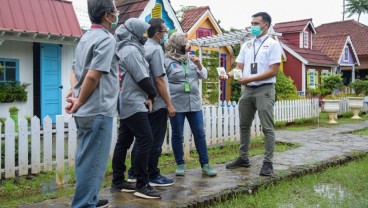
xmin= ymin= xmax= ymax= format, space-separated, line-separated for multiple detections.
xmin=181 ymin=6 xmax=209 ymax=33
xmin=315 ymin=20 xmax=368 ymax=56
xmin=279 ymin=38 xmax=337 ymax=66
xmin=0 ymin=0 xmax=82 ymax=37
xmin=274 ymin=19 xmax=312 ymax=34
xmin=116 ymin=0 xmax=150 ymax=24
xmin=313 ymin=34 xmax=349 ymax=61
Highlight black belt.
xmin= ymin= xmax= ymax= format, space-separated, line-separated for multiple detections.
xmin=245 ymin=83 xmax=273 ymax=88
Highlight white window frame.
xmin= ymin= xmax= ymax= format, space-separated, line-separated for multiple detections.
xmin=309 ymin=69 xmax=316 ymax=89
xmin=343 ymin=46 xmax=349 ymax=62
xmin=321 ymin=69 xmax=329 ymax=78
xmin=303 ymin=31 xmax=309 ymax=48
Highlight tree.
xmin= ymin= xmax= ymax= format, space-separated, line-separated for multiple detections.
xmin=345 ymin=0 xmax=368 ymax=22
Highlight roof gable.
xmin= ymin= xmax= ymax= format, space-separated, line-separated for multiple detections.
xmin=274 ymin=19 xmax=316 ymax=34
xmin=181 ymin=6 xmax=209 ymax=33
xmin=116 ymin=0 xmax=182 ymax=32
xmin=0 ymin=0 xmax=82 ymax=37
xmin=314 ymin=35 xmax=359 ymax=65
xmin=316 ymin=20 xmax=368 ymax=56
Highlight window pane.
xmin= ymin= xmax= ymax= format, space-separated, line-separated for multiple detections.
xmin=6 ymin=67 xmax=16 ymax=81
xmin=6 ymin=61 xmax=16 ymax=67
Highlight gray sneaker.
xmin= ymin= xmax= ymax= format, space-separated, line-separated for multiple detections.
xmin=226 ymin=157 xmax=251 ymax=169
xmin=175 ymin=164 xmax=185 ymax=176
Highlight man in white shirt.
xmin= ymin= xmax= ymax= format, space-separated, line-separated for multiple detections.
xmin=220 ymin=12 xmax=282 ymax=176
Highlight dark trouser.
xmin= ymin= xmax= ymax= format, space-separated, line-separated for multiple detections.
xmin=112 ymin=112 xmax=153 ymax=189
xmin=128 ymin=108 xmax=168 ymax=179
xmin=239 ymin=84 xmax=275 ymax=163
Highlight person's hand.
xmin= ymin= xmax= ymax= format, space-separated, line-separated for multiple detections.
xmin=167 ymin=104 xmax=176 ymax=117
xmin=65 ymin=97 xmax=82 ymax=114
xmin=189 ymin=55 xmax=201 ymax=67
xmin=145 ymin=99 xmax=153 ymax=113
xmin=219 ymin=74 xmax=229 ymax=81
xmin=238 ymin=77 xmax=252 ymax=85
xmin=66 ymin=89 xmax=74 ymax=98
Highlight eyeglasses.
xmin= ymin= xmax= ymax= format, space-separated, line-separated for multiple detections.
xmin=159 ymin=30 xmax=168 ymax=33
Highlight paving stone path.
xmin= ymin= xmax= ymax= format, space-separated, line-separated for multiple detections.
xmin=21 ymin=120 xmax=368 ymax=208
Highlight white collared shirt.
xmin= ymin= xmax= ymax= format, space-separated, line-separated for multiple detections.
xmin=236 ymin=34 xmax=282 ymax=86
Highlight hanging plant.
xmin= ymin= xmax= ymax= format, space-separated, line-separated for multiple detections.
xmin=0 ymin=82 xmax=31 ymax=103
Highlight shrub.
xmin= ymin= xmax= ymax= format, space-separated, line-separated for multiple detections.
xmin=320 ymin=74 xmax=343 ymax=96
xmin=275 ymin=71 xmax=299 ymax=100
xmin=349 ymin=79 xmax=368 ymax=96
xmin=9 ymin=106 xmax=19 ymax=114
xmin=0 ymin=82 xmax=30 ymax=103
xmin=275 ymin=121 xmax=287 ymax=128
xmin=341 ymin=111 xmax=354 ymax=118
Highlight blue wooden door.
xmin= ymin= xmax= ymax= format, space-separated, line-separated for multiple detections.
xmin=40 ymin=43 xmax=61 ymax=122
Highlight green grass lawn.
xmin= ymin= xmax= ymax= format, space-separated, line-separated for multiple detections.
xmin=215 ymin=155 xmax=368 ymax=208
xmin=0 ymin=137 xmax=296 ymax=208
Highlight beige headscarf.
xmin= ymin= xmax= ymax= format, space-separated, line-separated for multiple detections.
xmin=164 ymin=32 xmax=188 ymax=63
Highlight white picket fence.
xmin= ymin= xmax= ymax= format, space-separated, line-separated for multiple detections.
xmin=0 ymin=98 xmax=320 ymax=180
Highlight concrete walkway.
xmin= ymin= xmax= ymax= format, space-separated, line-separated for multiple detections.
xmin=21 ymin=121 xmax=368 ymax=208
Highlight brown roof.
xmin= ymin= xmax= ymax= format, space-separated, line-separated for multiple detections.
xmin=316 ymin=20 xmax=368 ymax=56
xmin=279 ymin=38 xmax=337 ymax=66
xmin=313 ymin=34 xmax=350 ymax=62
xmin=116 ymin=0 xmax=150 ymax=24
xmin=274 ymin=19 xmax=313 ymax=34
xmin=181 ymin=6 xmax=209 ymax=33
xmin=0 ymin=0 xmax=82 ymax=37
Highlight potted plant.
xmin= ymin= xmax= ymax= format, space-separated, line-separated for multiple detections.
xmin=349 ymin=79 xmax=368 ymax=119
xmin=320 ymin=74 xmax=343 ymax=124
xmin=9 ymin=106 xmax=19 ymax=131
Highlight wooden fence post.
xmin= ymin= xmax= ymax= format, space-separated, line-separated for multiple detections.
xmin=5 ymin=118 xmax=15 ymax=178
xmin=18 ymin=118 xmax=28 ymax=176
xmin=31 ymin=116 xmax=40 ymax=174
xmin=55 ymin=115 xmax=64 ymax=185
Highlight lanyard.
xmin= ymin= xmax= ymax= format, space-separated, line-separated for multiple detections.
xmin=253 ymin=36 xmax=269 ymax=63
xmin=180 ymin=62 xmax=189 ymax=81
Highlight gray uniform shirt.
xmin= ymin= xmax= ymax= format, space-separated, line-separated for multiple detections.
xmin=165 ymin=58 xmax=207 ymax=112
xmin=72 ymin=26 xmax=118 ymax=117
xmin=118 ymin=45 xmax=150 ymax=119
xmin=145 ymin=38 xmax=170 ymax=112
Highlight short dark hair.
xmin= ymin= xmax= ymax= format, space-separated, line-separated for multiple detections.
xmin=88 ymin=0 xmax=115 ymax=24
xmin=147 ymin=18 xmax=165 ymax=38
xmin=252 ymin=12 xmax=272 ymax=27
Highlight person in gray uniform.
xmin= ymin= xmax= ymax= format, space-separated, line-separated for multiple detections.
xmin=220 ymin=12 xmax=282 ymax=176
xmin=111 ymin=18 xmax=160 ymax=199
xmin=65 ymin=0 xmax=119 ymax=207
xmin=126 ymin=18 xmax=175 ymax=187
xmin=164 ymin=32 xmax=217 ymax=177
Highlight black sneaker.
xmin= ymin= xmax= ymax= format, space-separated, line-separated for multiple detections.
xmin=226 ymin=157 xmax=251 ymax=169
xmin=111 ymin=181 xmax=135 ymax=192
xmin=134 ymin=184 xmax=161 ymax=199
xmin=96 ymin=199 xmax=109 ymax=208
xmin=260 ymin=161 xmax=273 ymax=176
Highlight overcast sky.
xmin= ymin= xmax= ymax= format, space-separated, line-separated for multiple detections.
xmin=170 ymin=0 xmax=368 ymax=30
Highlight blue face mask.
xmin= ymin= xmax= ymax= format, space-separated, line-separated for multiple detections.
xmin=251 ymin=25 xmax=263 ymax=37
xmin=160 ymin=33 xmax=168 ymax=45
xmin=110 ymin=15 xmax=118 ymax=29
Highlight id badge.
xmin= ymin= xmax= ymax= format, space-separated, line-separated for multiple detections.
xmin=184 ymin=82 xmax=191 ymax=92
xmin=251 ymin=63 xmax=257 ymax=74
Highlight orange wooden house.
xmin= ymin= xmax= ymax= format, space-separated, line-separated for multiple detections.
xmin=181 ymin=6 xmax=234 ymax=102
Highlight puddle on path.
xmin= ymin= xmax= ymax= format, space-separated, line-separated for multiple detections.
xmin=313 ymin=183 xmax=348 ymax=201
xmin=41 ymin=174 xmax=72 ymax=194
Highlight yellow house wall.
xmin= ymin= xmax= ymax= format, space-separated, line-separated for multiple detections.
xmin=187 ymin=13 xmax=234 ymax=101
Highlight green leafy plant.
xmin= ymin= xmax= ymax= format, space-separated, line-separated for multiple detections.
xmin=196 ymin=50 xmax=219 ymax=104
xmin=349 ymin=79 xmax=368 ymax=96
xmin=0 ymin=63 xmax=4 ymax=73
xmin=320 ymin=74 xmax=343 ymax=98
xmin=275 ymin=71 xmax=299 ymax=100
xmin=0 ymin=82 xmax=30 ymax=103
xmin=8 ymin=106 xmax=19 ymax=114
xmin=306 ymin=87 xmax=321 ymax=98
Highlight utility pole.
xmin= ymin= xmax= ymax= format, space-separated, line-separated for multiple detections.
xmin=342 ymin=0 xmax=345 ymax=21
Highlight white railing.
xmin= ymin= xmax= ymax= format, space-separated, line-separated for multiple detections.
xmin=0 ymin=98 xmax=320 ymax=180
